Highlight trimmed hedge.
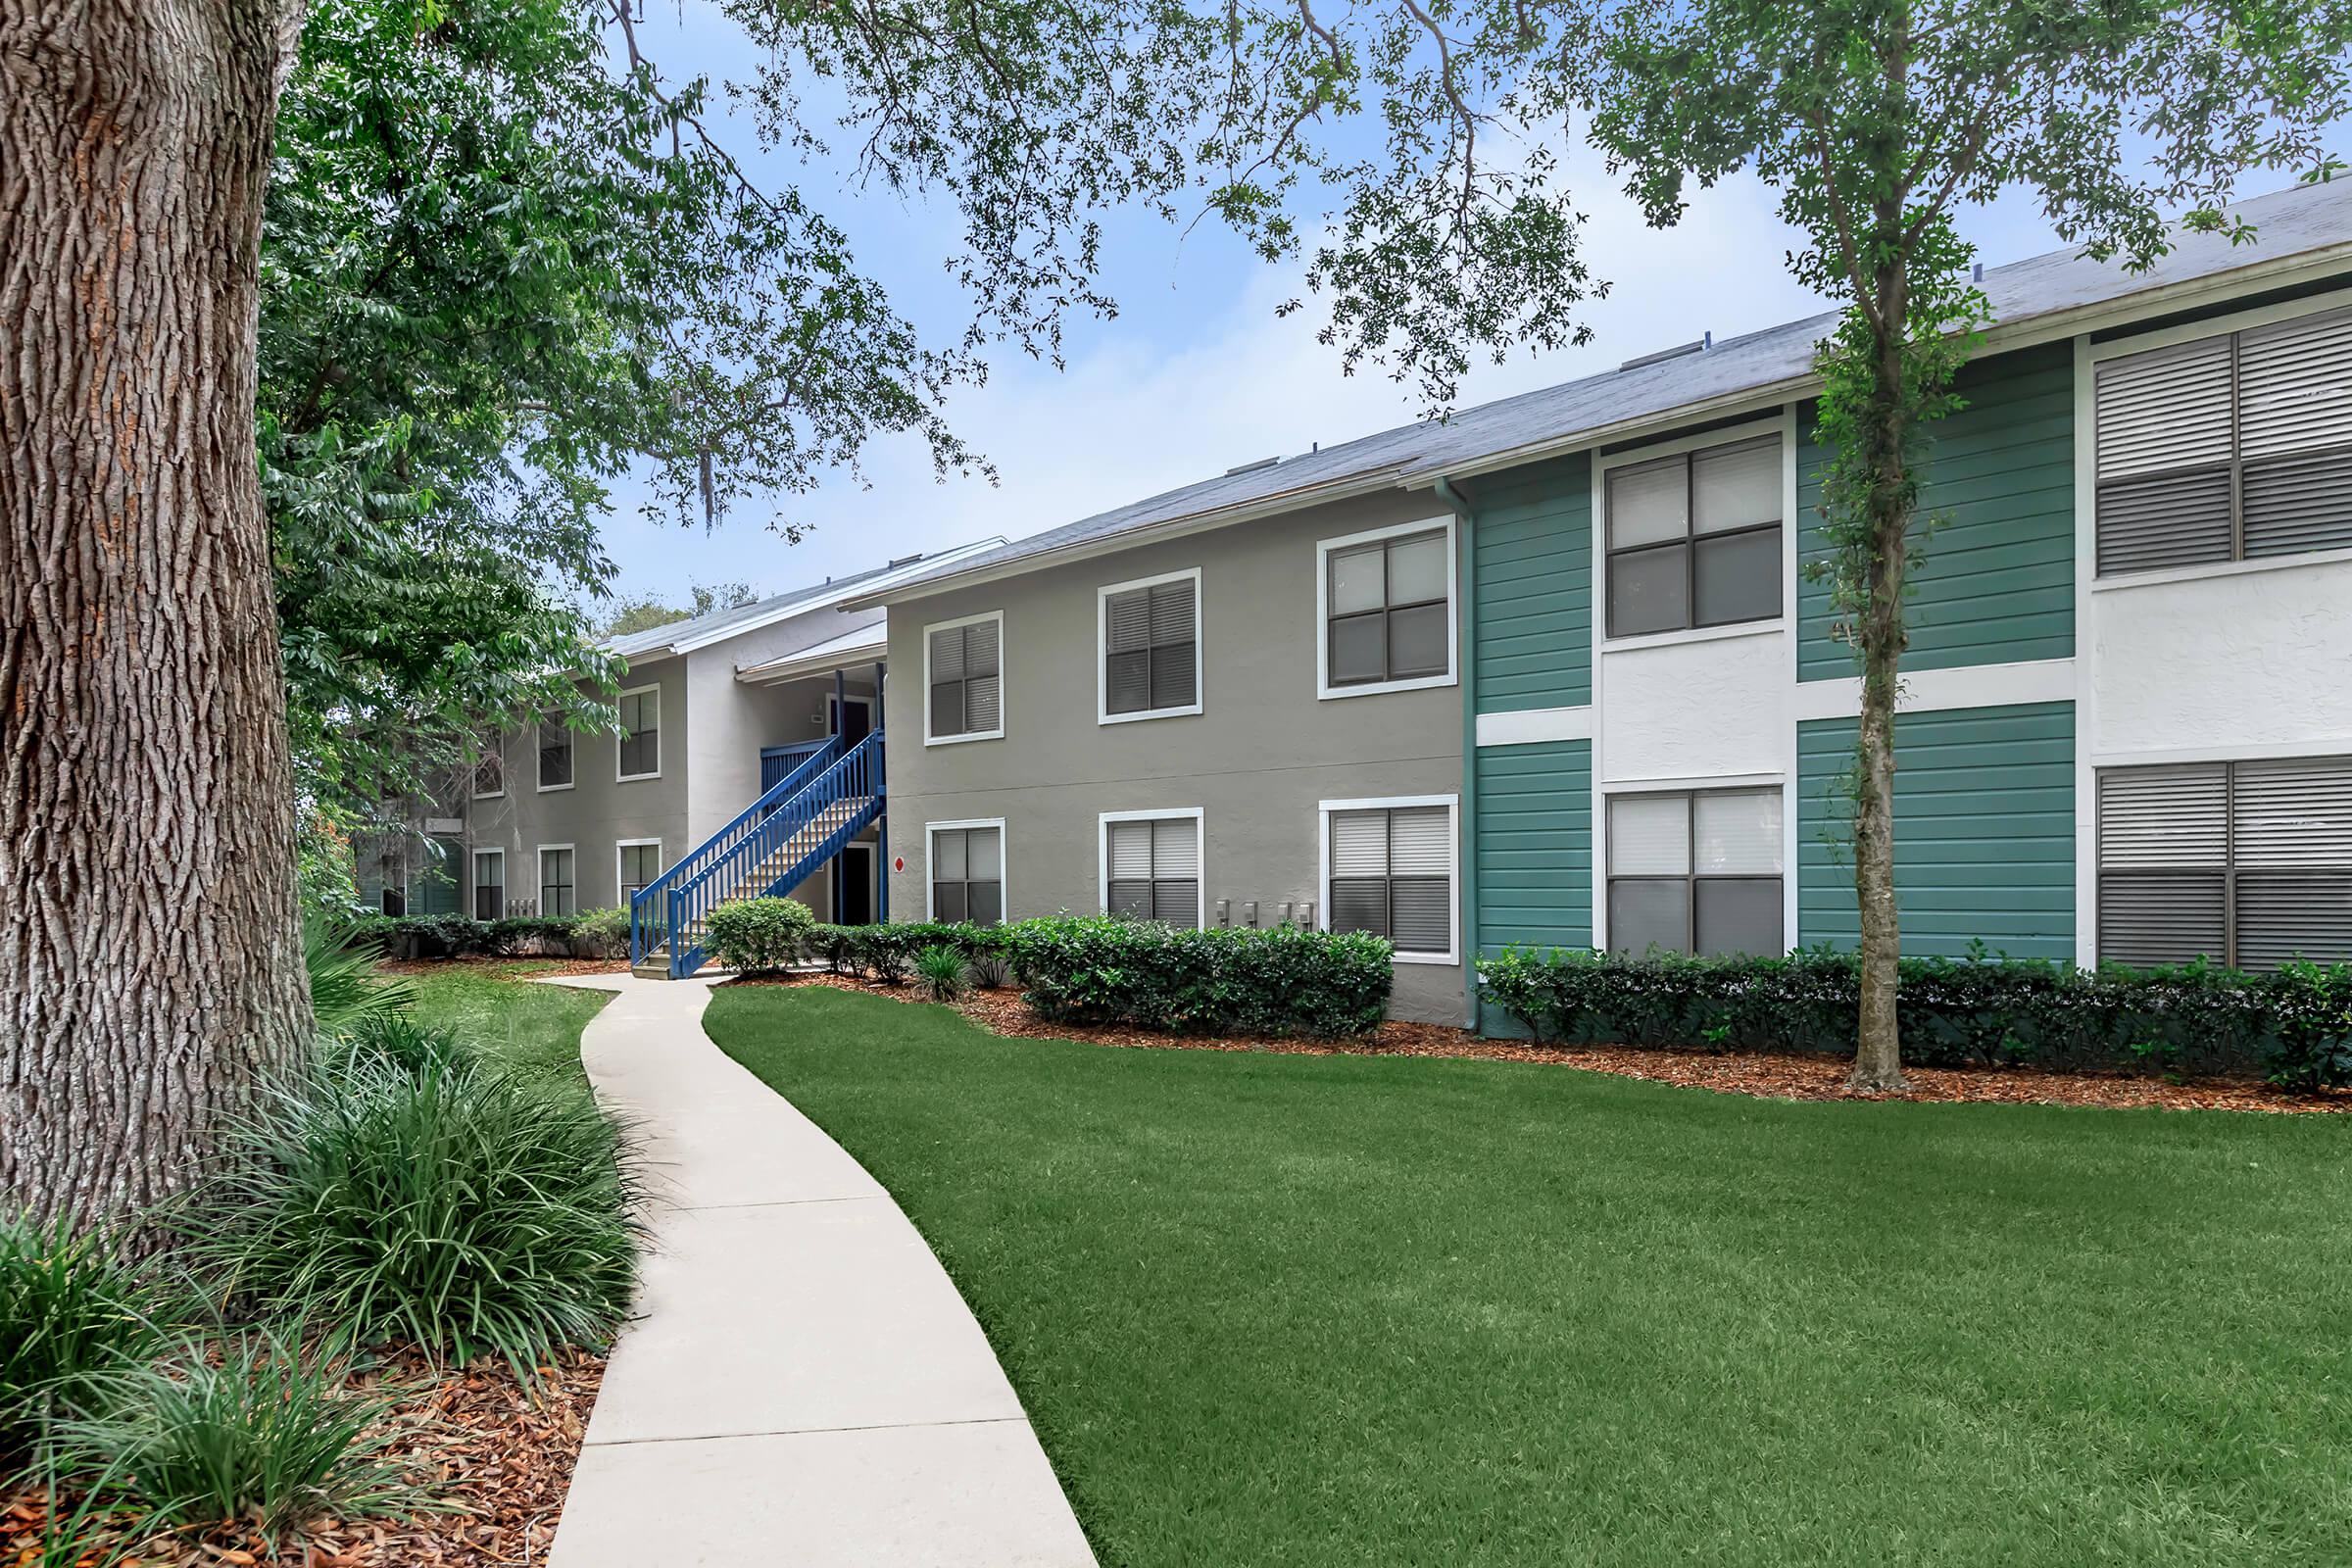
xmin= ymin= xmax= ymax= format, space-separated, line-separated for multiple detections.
xmin=1476 ymin=946 xmax=2352 ymax=1091
xmin=343 ymin=911 xmax=627 ymax=960
xmin=704 ymin=898 xmax=816 ymax=975
xmin=1004 ymin=917 xmax=1393 ymax=1038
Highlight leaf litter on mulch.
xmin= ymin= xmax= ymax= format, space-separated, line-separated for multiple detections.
xmin=3 ymin=1347 xmax=603 ymax=1568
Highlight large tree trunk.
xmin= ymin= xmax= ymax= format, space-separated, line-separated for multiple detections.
xmin=0 ymin=0 xmax=312 ymax=1229
xmin=1847 ymin=276 xmax=1913 ymax=1094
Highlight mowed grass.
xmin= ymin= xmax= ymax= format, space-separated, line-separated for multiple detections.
xmin=708 ymin=986 xmax=2352 ymax=1567
xmin=396 ymin=962 xmax=613 ymax=1083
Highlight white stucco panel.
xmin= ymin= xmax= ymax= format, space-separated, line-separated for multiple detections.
xmin=2093 ymin=559 xmax=2352 ymax=758
xmin=1599 ymin=629 xmax=1789 ymax=782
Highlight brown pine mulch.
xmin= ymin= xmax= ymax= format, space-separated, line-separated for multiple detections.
xmin=732 ymin=969 xmax=2352 ymax=1115
xmin=3 ymin=1347 xmax=604 ymax=1567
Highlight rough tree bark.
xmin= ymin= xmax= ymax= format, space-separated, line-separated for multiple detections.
xmin=1847 ymin=257 xmax=1914 ymax=1094
xmin=1 ymin=0 xmax=313 ymax=1229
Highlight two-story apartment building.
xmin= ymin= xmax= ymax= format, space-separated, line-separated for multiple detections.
xmin=360 ymin=538 xmax=1004 ymax=930
xmin=858 ymin=179 xmax=2352 ymax=1026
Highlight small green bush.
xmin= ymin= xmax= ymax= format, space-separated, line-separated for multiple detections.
xmin=1004 ymin=917 xmax=1394 ymax=1038
xmin=808 ymin=923 xmax=863 ymax=975
xmin=856 ymin=925 xmax=915 ymax=985
xmin=916 ymin=945 xmax=968 ymax=1002
xmin=703 ymin=897 xmax=816 ymax=975
xmin=189 ymin=1060 xmax=642 ymax=1368
xmin=327 ymin=1014 xmax=466 ymax=1078
xmin=1474 ymin=945 xmax=2352 ymax=1088
xmin=0 ymin=1213 xmax=162 ymax=1455
xmin=62 ymin=1330 xmax=421 ymax=1544
xmin=571 ymin=906 xmax=630 ymax=958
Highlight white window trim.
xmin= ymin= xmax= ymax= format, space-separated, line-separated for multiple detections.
xmin=614 ymin=683 xmax=662 ymax=783
xmin=469 ymin=845 xmax=505 ymax=919
xmin=2082 ymin=282 xmax=2352 ymax=370
xmin=536 ymin=842 xmax=577 ymax=917
xmin=1315 ymin=515 xmax=1459 ymax=701
xmin=1592 ymin=416 xmax=1791 ymax=648
xmin=470 ymin=736 xmax=506 ymax=801
xmin=615 ymin=838 xmax=662 ymax=906
xmin=921 ymin=610 xmax=1006 ymax=747
xmin=1096 ymin=808 xmax=1206 ymax=929
xmin=535 ymin=719 xmax=575 ymax=794
xmin=1596 ymin=779 xmax=1790 ymax=956
xmin=924 ymin=817 xmax=1008 ymax=921
xmin=1096 ymin=565 xmax=1205 ymax=725
xmin=1317 ymin=793 xmax=1460 ymax=965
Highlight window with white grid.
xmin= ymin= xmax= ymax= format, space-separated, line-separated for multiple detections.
xmin=1326 ymin=802 xmax=1454 ymax=958
xmin=1102 ymin=814 xmax=1202 ymax=928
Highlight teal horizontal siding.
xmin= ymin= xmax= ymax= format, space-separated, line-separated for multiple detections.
xmin=1798 ymin=341 xmax=2076 ymax=681
xmin=1797 ymin=701 xmax=2076 ymax=960
xmin=1475 ymin=740 xmax=1592 ymax=954
xmin=1472 ymin=455 xmax=1592 ymax=711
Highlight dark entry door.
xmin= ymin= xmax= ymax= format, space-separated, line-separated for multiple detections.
xmin=832 ymin=695 xmax=872 ymax=747
xmin=841 ymin=844 xmax=875 ymax=924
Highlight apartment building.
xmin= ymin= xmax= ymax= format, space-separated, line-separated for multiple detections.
xmin=857 ymin=179 xmax=2352 ymax=1026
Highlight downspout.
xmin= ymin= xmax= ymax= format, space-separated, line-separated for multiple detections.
xmin=1434 ymin=474 xmax=1479 ymax=1033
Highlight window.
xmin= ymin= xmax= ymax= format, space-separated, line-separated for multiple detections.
xmin=2098 ymin=758 xmax=2352 ymax=969
xmin=929 ymin=822 xmax=1004 ymax=923
xmin=1100 ymin=569 xmax=1200 ymax=721
xmin=472 ymin=849 xmax=505 ymax=921
xmin=1606 ymin=788 xmax=1784 ymax=957
xmin=1604 ymin=434 xmax=1783 ymax=637
xmin=617 ymin=685 xmax=661 ymax=780
xmin=1102 ymin=811 xmax=1202 ymax=928
xmin=1323 ymin=798 xmax=1457 ymax=961
xmin=538 ymin=845 xmax=576 ymax=918
xmin=471 ymin=737 xmax=504 ymax=800
xmin=537 ymin=719 xmax=573 ymax=791
xmin=1318 ymin=518 xmax=1455 ymax=697
xmin=926 ymin=613 xmax=1004 ymax=743
xmin=2096 ymin=307 xmax=2352 ymax=575
xmin=617 ymin=840 xmax=662 ymax=904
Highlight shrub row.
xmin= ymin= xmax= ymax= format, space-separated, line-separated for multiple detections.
xmin=704 ymin=903 xmax=1394 ymax=1038
xmin=1005 ymin=917 xmax=1393 ymax=1038
xmin=1476 ymin=946 xmax=2352 ymax=1091
xmin=343 ymin=908 xmax=629 ymax=960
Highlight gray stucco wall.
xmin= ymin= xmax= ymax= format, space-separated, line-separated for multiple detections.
xmin=881 ymin=492 xmax=1469 ymax=1023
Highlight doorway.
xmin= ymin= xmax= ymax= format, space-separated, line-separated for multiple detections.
xmin=839 ymin=843 xmax=876 ymax=925
xmin=829 ymin=693 xmax=873 ymax=748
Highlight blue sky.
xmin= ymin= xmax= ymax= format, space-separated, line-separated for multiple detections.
xmin=592 ymin=3 xmax=2175 ymax=609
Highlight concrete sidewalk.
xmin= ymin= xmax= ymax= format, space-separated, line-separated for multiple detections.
xmin=544 ymin=974 xmax=1097 ymax=1567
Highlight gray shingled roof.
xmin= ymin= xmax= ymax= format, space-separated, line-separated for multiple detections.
xmin=861 ymin=178 xmax=2352 ymax=602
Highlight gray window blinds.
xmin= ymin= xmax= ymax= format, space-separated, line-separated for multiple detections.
xmin=928 ymin=619 xmax=1003 ymax=738
xmin=1105 ymin=817 xmax=1201 ymax=927
xmin=930 ymin=826 xmax=1004 ymax=924
xmin=1104 ymin=577 xmax=1198 ymax=715
xmin=2095 ymin=308 xmax=2352 ymax=574
xmin=1328 ymin=806 xmax=1452 ymax=955
xmin=2097 ymin=757 xmax=2352 ymax=969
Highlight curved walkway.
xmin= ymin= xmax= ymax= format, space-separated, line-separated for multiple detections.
xmin=544 ymin=974 xmax=1097 ymax=1567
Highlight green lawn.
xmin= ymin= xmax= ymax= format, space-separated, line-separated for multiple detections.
xmin=396 ymin=962 xmax=612 ymax=1083
xmin=708 ymin=986 xmax=2352 ymax=1567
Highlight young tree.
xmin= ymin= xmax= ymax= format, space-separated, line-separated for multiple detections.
xmin=1565 ymin=0 xmax=2350 ymax=1086
xmin=1 ymin=0 xmax=313 ymax=1226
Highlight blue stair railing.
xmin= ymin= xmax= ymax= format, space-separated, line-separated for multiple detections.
xmin=650 ymin=728 xmax=888 ymax=978
xmin=629 ymin=736 xmax=841 ymax=967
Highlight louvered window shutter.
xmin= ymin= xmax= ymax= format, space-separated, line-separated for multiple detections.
xmin=2097 ymin=765 xmax=2227 ymax=966
xmin=1152 ymin=817 xmax=1200 ymax=926
xmin=2095 ymin=338 xmax=2233 ymax=574
xmin=2231 ymin=758 xmax=2352 ymax=968
xmin=1387 ymin=807 xmax=1452 ymax=955
xmin=963 ymin=620 xmax=1001 ymax=733
xmin=2237 ymin=308 xmax=2352 ymax=559
xmin=1106 ymin=820 xmax=1152 ymax=918
xmin=1149 ymin=580 xmax=1197 ymax=709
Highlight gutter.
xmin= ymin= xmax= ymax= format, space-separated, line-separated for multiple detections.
xmin=1433 ymin=473 xmax=1480 ymax=1033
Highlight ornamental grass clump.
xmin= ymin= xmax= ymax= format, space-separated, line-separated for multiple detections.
xmin=0 ymin=1212 xmax=164 ymax=1460
xmin=60 ymin=1330 xmax=423 ymax=1545
xmin=916 ymin=945 xmax=968 ymax=1002
xmin=188 ymin=1059 xmax=642 ymax=1370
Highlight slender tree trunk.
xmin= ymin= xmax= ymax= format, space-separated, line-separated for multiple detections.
xmin=1847 ymin=268 xmax=1913 ymax=1093
xmin=0 ymin=0 xmax=313 ymax=1229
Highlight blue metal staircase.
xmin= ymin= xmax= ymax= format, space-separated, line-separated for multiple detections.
xmin=629 ymin=729 xmax=886 ymax=977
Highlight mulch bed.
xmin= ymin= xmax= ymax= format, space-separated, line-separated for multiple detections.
xmin=376 ymin=956 xmax=628 ymax=979
xmin=4 ymin=1347 xmax=604 ymax=1567
xmin=732 ymin=969 xmax=2352 ymax=1115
